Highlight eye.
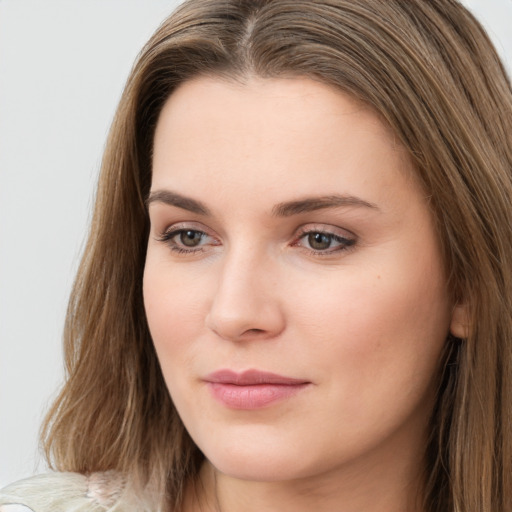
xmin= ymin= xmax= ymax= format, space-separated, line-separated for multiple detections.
xmin=176 ymin=229 xmax=205 ymax=247
xmin=307 ymin=232 xmax=336 ymax=251
xmin=294 ymin=227 xmax=356 ymax=255
xmin=156 ymin=226 xmax=218 ymax=254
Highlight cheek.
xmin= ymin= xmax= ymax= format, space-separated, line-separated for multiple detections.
xmin=143 ymin=262 xmax=209 ymax=378
xmin=287 ymin=250 xmax=452 ymax=400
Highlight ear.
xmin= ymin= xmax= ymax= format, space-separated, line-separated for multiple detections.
xmin=450 ymin=303 xmax=470 ymax=339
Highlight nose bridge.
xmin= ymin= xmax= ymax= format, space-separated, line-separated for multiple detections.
xmin=205 ymin=241 xmax=284 ymax=341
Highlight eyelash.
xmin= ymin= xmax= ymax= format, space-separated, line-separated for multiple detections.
xmin=156 ymin=228 xmax=216 ymax=254
xmin=156 ymin=226 xmax=356 ymax=256
xmin=293 ymin=228 xmax=356 ymax=256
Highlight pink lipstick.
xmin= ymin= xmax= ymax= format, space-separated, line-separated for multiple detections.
xmin=204 ymin=369 xmax=310 ymax=409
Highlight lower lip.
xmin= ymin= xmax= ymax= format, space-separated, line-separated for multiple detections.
xmin=207 ymin=382 xmax=309 ymax=409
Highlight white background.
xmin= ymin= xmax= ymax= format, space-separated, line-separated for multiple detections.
xmin=0 ymin=0 xmax=511 ymax=487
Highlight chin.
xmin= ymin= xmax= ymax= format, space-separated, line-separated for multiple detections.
xmin=210 ymin=454 xmax=306 ymax=482
xmin=197 ymin=431 xmax=313 ymax=482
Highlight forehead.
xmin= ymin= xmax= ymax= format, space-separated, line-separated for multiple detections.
xmin=151 ymin=75 xmax=418 ymax=214
xmin=154 ymin=75 xmax=397 ymax=155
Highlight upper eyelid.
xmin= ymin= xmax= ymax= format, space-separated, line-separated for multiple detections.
xmin=159 ymin=227 xmax=216 ymax=244
xmin=158 ymin=221 xmax=215 ymax=236
xmin=295 ymin=223 xmax=356 ymax=239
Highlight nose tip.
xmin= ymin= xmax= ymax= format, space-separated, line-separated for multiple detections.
xmin=206 ymin=299 xmax=285 ymax=342
xmin=205 ymin=259 xmax=285 ymax=342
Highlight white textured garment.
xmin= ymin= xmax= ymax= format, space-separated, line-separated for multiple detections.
xmin=0 ymin=471 xmax=156 ymax=512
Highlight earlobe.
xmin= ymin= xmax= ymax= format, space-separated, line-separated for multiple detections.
xmin=450 ymin=303 xmax=470 ymax=339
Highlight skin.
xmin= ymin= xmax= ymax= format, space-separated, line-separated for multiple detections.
xmin=143 ymin=76 xmax=466 ymax=512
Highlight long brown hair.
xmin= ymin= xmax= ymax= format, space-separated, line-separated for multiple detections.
xmin=41 ymin=1 xmax=512 ymax=510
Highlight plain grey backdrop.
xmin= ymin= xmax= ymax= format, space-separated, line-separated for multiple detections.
xmin=1 ymin=0 xmax=511 ymax=487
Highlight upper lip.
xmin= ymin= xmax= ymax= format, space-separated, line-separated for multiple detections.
xmin=204 ymin=369 xmax=309 ymax=386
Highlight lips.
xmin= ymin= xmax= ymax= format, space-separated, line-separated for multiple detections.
xmin=204 ymin=369 xmax=310 ymax=409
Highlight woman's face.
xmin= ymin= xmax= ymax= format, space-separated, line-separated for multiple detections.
xmin=144 ymin=76 xmax=462 ymax=484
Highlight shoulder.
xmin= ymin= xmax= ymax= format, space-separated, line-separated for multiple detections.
xmin=0 ymin=471 xmax=129 ymax=512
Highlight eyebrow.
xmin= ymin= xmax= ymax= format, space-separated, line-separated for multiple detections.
xmin=146 ymin=190 xmax=379 ymax=216
xmin=146 ymin=190 xmax=211 ymax=215
xmin=272 ymin=195 xmax=379 ymax=216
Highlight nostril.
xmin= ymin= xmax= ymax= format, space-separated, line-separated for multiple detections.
xmin=245 ymin=328 xmax=265 ymax=335
xmin=235 ymin=327 xmax=272 ymax=340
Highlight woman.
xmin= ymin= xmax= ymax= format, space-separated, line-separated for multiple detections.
xmin=1 ymin=0 xmax=511 ymax=511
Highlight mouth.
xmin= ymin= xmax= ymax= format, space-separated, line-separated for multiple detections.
xmin=203 ymin=369 xmax=311 ymax=409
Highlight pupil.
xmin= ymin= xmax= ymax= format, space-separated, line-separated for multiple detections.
xmin=309 ymin=232 xmax=331 ymax=250
xmin=180 ymin=230 xmax=201 ymax=247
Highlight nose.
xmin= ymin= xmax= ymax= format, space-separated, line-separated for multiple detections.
xmin=205 ymin=248 xmax=285 ymax=342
